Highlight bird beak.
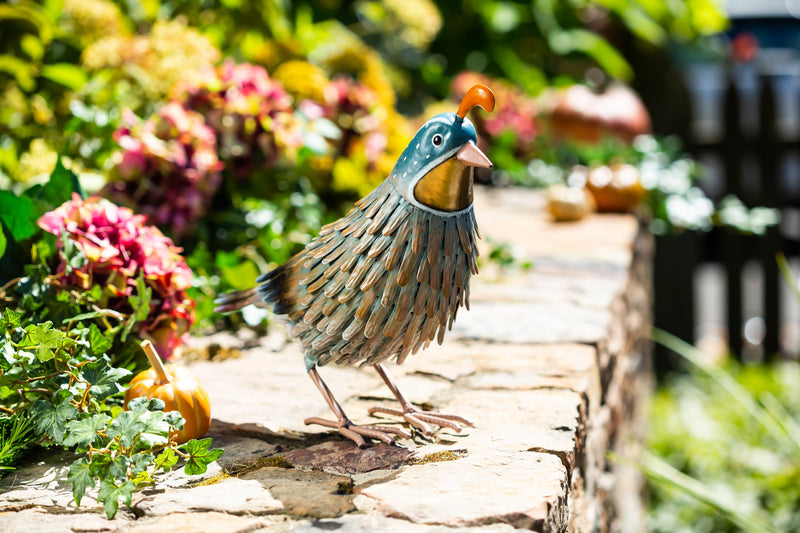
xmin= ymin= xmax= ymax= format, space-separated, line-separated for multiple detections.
xmin=457 ymin=141 xmax=492 ymax=168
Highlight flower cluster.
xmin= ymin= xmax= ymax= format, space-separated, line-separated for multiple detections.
xmin=38 ymin=194 xmax=195 ymax=359
xmin=321 ymin=76 xmax=411 ymax=195
xmin=451 ymin=71 xmax=540 ymax=158
xmin=171 ymin=60 xmax=306 ymax=177
xmin=109 ymin=58 xmax=412 ymax=232
xmin=107 ymin=103 xmax=224 ymax=236
xmin=82 ymin=19 xmax=220 ymax=101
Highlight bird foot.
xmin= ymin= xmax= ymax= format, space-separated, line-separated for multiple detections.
xmin=304 ymin=416 xmax=412 ymax=448
xmin=367 ymin=405 xmax=474 ymax=436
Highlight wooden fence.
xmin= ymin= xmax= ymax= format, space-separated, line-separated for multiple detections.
xmin=654 ymin=64 xmax=800 ymax=366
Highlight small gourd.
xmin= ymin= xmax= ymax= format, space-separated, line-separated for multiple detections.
xmin=546 ymin=183 xmax=596 ymax=222
xmin=585 ymin=163 xmax=645 ymax=213
xmin=124 ymin=340 xmax=211 ymax=444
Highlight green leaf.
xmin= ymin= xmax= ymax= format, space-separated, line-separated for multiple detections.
xmin=67 ymin=457 xmax=95 ymax=507
xmin=0 ymin=191 xmax=39 ymax=242
xmin=40 ymin=64 xmax=88 ymax=90
xmin=63 ymin=414 xmax=110 ymax=448
xmin=22 ymin=322 xmax=71 ymax=362
xmin=130 ymin=452 xmax=154 ymax=476
xmin=97 ymin=479 xmax=134 ymax=519
xmin=0 ymin=229 xmax=6 ymax=260
xmin=153 ymin=447 xmax=178 ymax=472
xmin=129 ymin=275 xmax=151 ymax=322
xmin=20 ymin=34 xmax=43 ymax=61
xmin=88 ymin=324 xmax=113 ymax=356
xmin=0 ymin=54 xmax=35 ymax=91
xmin=180 ymin=438 xmax=223 ymax=476
xmin=81 ymin=359 xmax=130 ymax=400
xmin=0 ymin=309 xmax=21 ymax=330
xmin=220 ymin=261 xmax=260 ymax=291
xmin=108 ymin=455 xmax=130 ymax=480
xmin=30 ymin=391 xmax=78 ymax=442
xmin=107 ymin=410 xmax=146 ymax=449
xmin=38 ymin=157 xmax=76 ymax=208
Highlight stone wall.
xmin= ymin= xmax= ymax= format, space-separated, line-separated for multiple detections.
xmin=0 ymin=187 xmax=654 ymax=533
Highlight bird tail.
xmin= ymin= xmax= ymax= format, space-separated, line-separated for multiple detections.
xmin=213 ymin=262 xmax=296 ymax=316
xmin=213 ymin=287 xmax=260 ymax=314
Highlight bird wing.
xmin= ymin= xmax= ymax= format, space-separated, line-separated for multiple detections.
xmin=281 ymin=180 xmax=479 ymax=369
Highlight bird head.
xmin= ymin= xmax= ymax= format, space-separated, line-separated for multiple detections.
xmin=389 ymin=84 xmax=495 ymax=213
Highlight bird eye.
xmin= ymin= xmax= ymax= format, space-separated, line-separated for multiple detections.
xmin=432 ymin=134 xmax=443 ymax=146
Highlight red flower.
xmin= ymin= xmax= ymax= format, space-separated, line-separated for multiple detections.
xmin=38 ymin=194 xmax=196 ymax=359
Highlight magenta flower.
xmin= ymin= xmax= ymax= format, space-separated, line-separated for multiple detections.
xmin=170 ymin=59 xmax=301 ymax=176
xmin=107 ymin=103 xmax=223 ymax=237
xmin=38 ymin=194 xmax=196 ymax=359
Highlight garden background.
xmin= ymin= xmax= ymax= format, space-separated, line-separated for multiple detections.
xmin=1 ymin=0 xmax=799 ymax=531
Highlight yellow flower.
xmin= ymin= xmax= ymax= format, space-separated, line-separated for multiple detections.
xmin=62 ymin=0 xmax=127 ymax=46
xmin=17 ymin=139 xmax=57 ymax=183
xmin=82 ymin=20 xmax=220 ymax=100
xmin=272 ymin=60 xmax=329 ymax=103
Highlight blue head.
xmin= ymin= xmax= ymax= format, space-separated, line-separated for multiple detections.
xmin=389 ymin=85 xmax=494 ymax=214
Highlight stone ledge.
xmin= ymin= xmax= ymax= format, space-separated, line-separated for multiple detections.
xmin=0 ymin=187 xmax=652 ymax=532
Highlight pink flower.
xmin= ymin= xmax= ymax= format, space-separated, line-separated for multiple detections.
xmin=38 ymin=194 xmax=196 ymax=359
xmin=170 ymin=59 xmax=301 ymax=176
xmin=107 ymin=103 xmax=223 ymax=237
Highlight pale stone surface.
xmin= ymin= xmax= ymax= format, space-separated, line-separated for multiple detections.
xmin=358 ymin=451 xmax=568 ymax=530
xmin=0 ymin=187 xmax=652 ymax=533
xmin=121 ymin=512 xmax=301 ymax=533
xmin=291 ymin=514 xmax=529 ymax=532
xmin=132 ymin=477 xmax=283 ymax=516
xmin=0 ymin=508 xmax=130 ymax=532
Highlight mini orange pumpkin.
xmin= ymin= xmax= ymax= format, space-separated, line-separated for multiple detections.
xmin=124 ymin=341 xmax=211 ymax=444
xmin=585 ymin=163 xmax=645 ymax=213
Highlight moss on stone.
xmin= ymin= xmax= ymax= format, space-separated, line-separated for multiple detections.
xmin=406 ymin=450 xmax=465 ymax=466
xmin=193 ymin=472 xmax=232 ymax=487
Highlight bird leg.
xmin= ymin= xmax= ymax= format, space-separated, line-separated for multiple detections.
xmin=304 ymin=366 xmax=412 ymax=448
xmin=368 ymin=363 xmax=474 ymax=436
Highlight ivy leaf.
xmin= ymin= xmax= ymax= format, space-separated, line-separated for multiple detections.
xmin=67 ymin=457 xmax=95 ymax=507
xmin=108 ymin=455 xmax=130 ymax=480
xmin=30 ymin=390 xmax=78 ymax=443
xmin=180 ymin=438 xmax=223 ymax=476
xmin=97 ymin=479 xmax=134 ymax=519
xmin=88 ymin=324 xmax=113 ymax=356
xmin=130 ymin=452 xmax=154 ymax=477
xmin=0 ymin=309 xmax=21 ymax=330
xmin=107 ymin=409 xmax=146 ymax=448
xmin=63 ymin=413 xmax=110 ymax=448
xmin=164 ymin=410 xmax=185 ymax=431
xmin=81 ymin=359 xmax=130 ymax=400
xmin=153 ymin=447 xmax=178 ymax=472
xmin=22 ymin=322 xmax=68 ymax=362
xmin=135 ymin=410 xmax=170 ymax=450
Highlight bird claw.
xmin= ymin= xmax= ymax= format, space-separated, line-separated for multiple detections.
xmin=304 ymin=416 xmax=412 ymax=448
xmin=367 ymin=406 xmax=474 ymax=436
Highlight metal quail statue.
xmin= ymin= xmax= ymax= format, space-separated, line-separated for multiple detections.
xmin=215 ymin=85 xmax=495 ymax=447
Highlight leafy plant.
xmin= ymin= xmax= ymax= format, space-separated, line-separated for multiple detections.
xmin=0 ymin=162 xmax=221 ymax=518
xmin=644 ymin=330 xmax=800 ymax=533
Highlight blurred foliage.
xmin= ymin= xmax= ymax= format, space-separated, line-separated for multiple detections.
xmin=646 ymin=331 xmax=800 ymax=533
